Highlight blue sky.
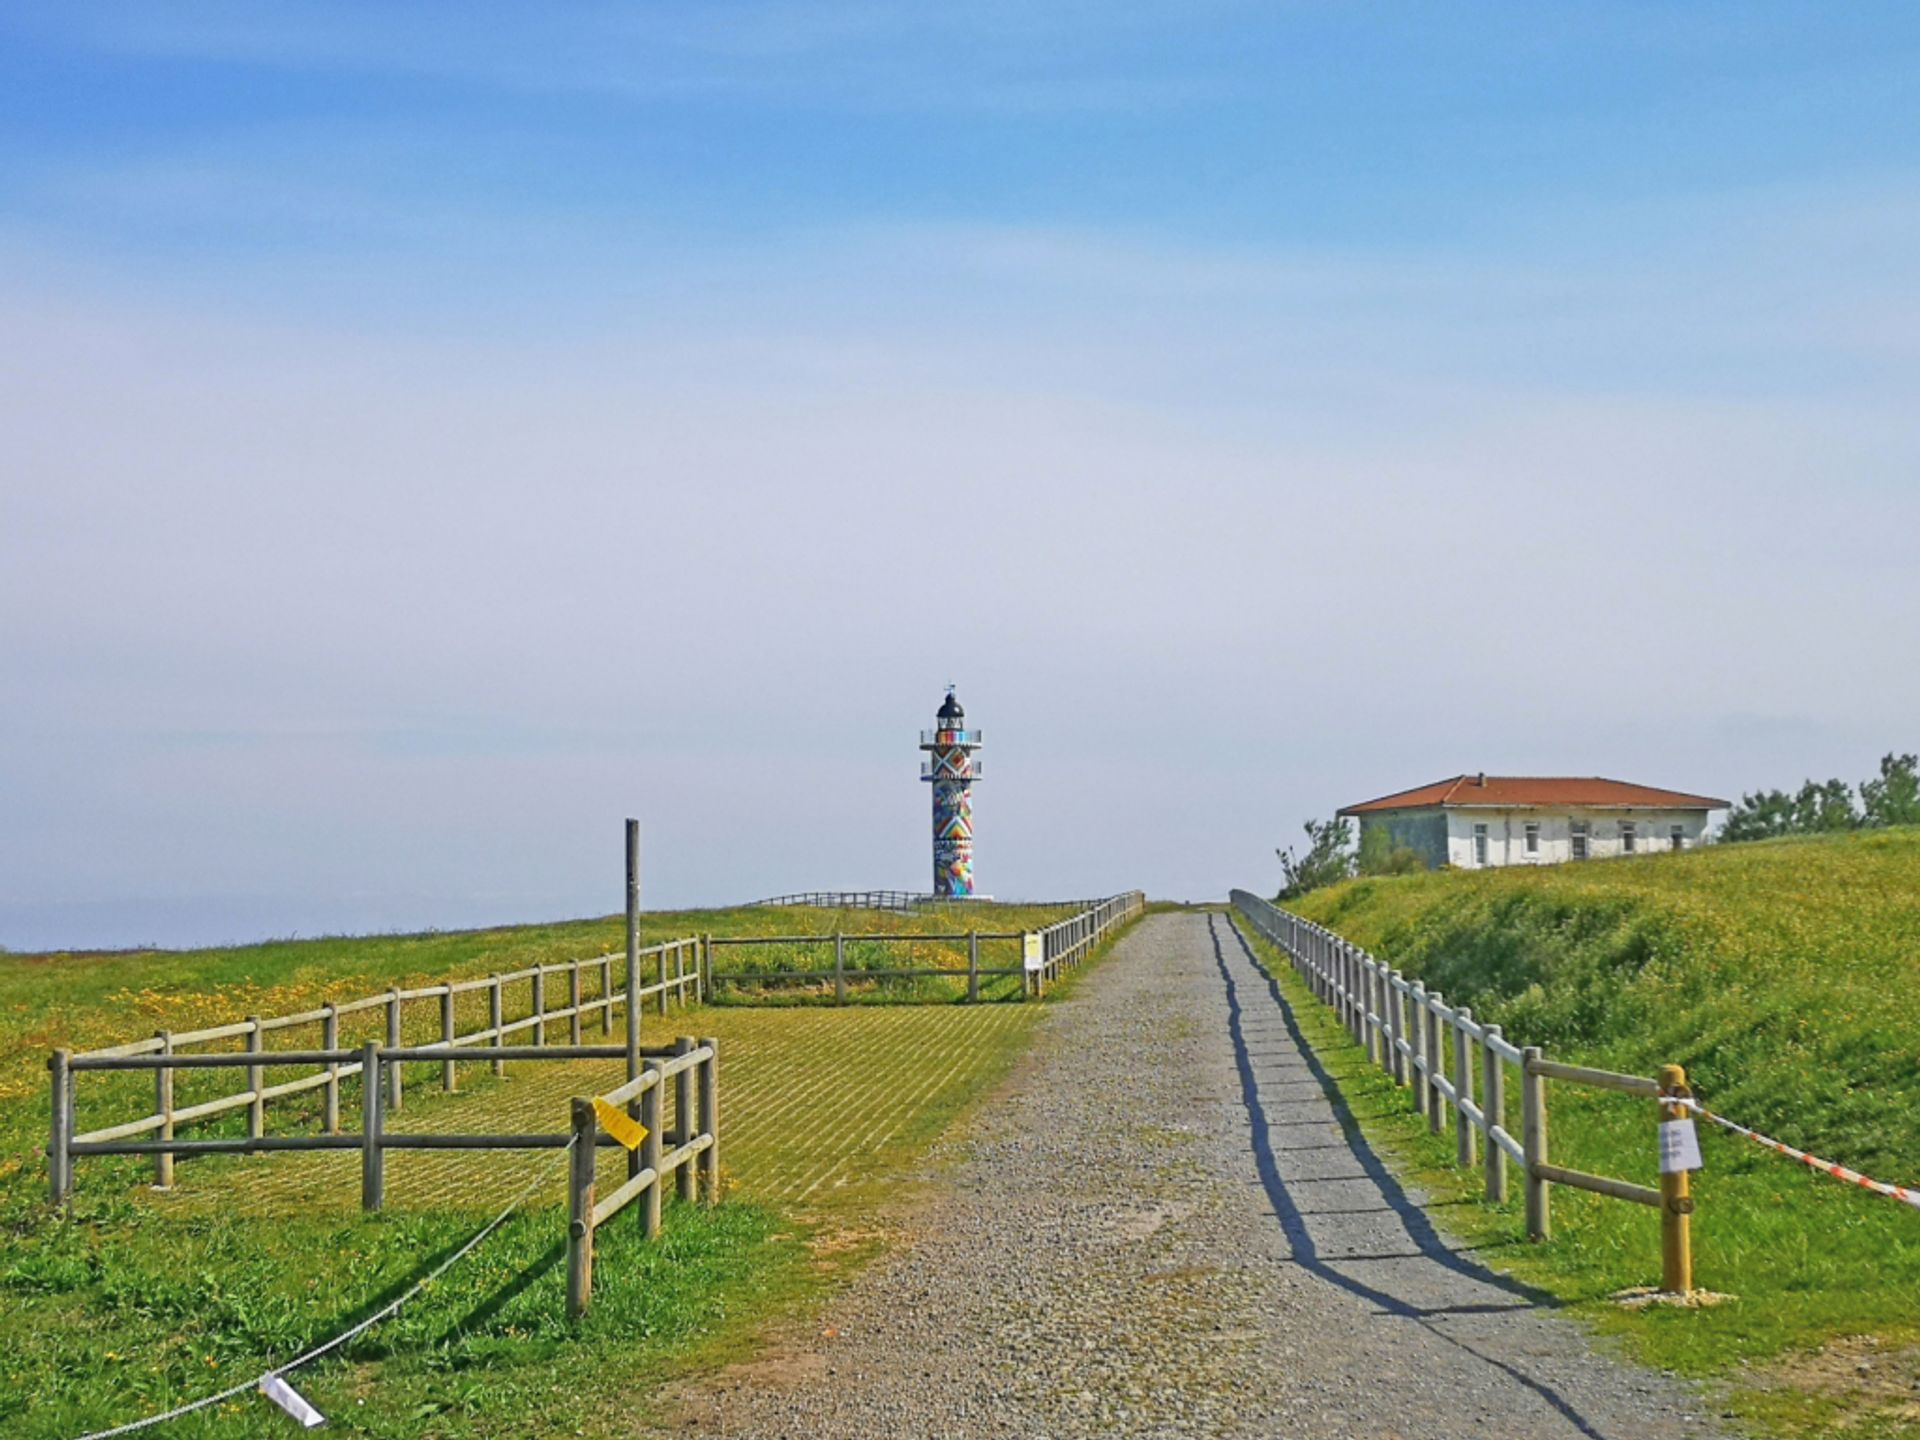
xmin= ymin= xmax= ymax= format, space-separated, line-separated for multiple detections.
xmin=3 ymin=5 xmax=1918 ymax=947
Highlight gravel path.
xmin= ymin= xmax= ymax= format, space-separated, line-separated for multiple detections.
xmin=658 ymin=911 xmax=1734 ymax=1439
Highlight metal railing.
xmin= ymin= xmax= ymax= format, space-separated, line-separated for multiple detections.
xmin=1229 ymin=890 xmax=1696 ymax=1297
xmin=1023 ymin=893 xmax=1148 ymax=996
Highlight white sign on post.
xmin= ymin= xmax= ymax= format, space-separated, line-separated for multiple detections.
xmin=260 ymin=1374 xmax=326 ymax=1429
xmin=1658 ymin=1118 xmax=1703 ymax=1175
xmin=1023 ymin=933 xmax=1044 ymax=973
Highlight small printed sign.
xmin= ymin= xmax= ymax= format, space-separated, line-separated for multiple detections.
xmin=1658 ymin=1118 xmax=1703 ymax=1174
xmin=1023 ymin=933 xmax=1044 ymax=973
xmin=260 ymin=1374 xmax=326 ymax=1429
xmin=593 ymin=1097 xmax=649 ymax=1152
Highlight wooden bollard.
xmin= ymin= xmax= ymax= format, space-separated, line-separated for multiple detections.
xmin=1659 ymin=1063 xmax=1694 ymax=1296
xmin=673 ymin=1037 xmax=696 ymax=1203
xmin=1522 ymin=1046 xmax=1549 ymax=1240
xmin=698 ymin=1036 xmax=720 ymax=1205
xmin=1482 ymin=1024 xmax=1507 ymax=1202
xmin=154 ymin=1030 xmax=175 ymax=1189
xmin=567 ymin=1097 xmax=597 ymax=1318
xmin=361 ymin=1041 xmax=384 ymax=1212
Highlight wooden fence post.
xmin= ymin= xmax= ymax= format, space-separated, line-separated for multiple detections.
xmin=532 ymin=970 xmax=546 ymax=1047
xmin=490 ymin=975 xmax=506 ymax=1078
xmin=1482 ymin=1024 xmax=1507 ymax=1202
xmin=1659 ymin=1063 xmax=1693 ymax=1296
xmin=698 ymin=1036 xmax=720 ymax=1205
xmin=154 ymin=1030 xmax=175 ymax=1189
xmin=1522 ymin=1046 xmax=1550 ymax=1240
xmin=657 ymin=943 xmax=670 ymax=1018
xmin=48 ymin=1048 xmax=72 ymax=1206
xmin=834 ymin=933 xmax=847 ymax=1006
xmin=441 ymin=985 xmax=457 ymax=1092
xmin=601 ymin=957 xmax=614 ymax=1033
xmin=361 ymin=1041 xmax=384 ymax=1212
xmin=323 ymin=1004 xmax=341 ymax=1132
xmin=1454 ymin=1007 xmax=1476 ymax=1167
xmin=674 ymin=1036 xmax=696 ymax=1203
xmin=640 ymin=1061 xmax=664 ymax=1238
xmin=567 ymin=1098 xmax=597 ymax=1319
xmin=569 ymin=964 xmax=583 ymax=1045
xmin=1427 ymin=995 xmax=1447 ymax=1134
xmin=967 ymin=930 xmax=980 ymax=1003
xmin=1409 ymin=984 xmax=1428 ymax=1115
xmin=384 ymin=991 xmax=402 ymax=1112
xmin=247 ymin=1015 xmax=266 ymax=1137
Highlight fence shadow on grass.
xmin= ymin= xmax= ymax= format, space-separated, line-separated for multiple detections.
xmin=1208 ymin=914 xmax=1610 ymax=1440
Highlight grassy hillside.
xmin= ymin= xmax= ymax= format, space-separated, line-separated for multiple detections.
xmin=1268 ymin=829 xmax=1920 ymax=1435
xmin=0 ymin=900 xmax=1103 ymax=1438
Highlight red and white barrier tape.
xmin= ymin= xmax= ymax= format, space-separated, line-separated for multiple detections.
xmin=1670 ymin=1096 xmax=1920 ymax=1210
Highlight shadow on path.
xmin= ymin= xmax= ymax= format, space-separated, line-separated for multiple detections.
xmin=1208 ymin=913 xmax=1610 ymax=1440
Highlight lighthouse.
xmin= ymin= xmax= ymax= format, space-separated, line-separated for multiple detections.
xmin=920 ymin=688 xmax=983 ymax=898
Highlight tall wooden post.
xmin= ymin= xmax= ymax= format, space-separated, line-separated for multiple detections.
xmin=567 ymin=1098 xmax=597 ymax=1319
xmin=698 ymin=1036 xmax=720 ymax=1205
xmin=1522 ymin=1046 xmax=1550 ymax=1241
xmin=967 ymin=930 xmax=980 ymax=1003
xmin=441 ymin=986 xmax=457 ymax=1092
xmin=1659 ymin=1063 xmax=1694 ymax=1296
xmin=48 ymin=1048 xmax=73 ymax=1206
xmin=673 ymin=1036 xmax=696 ymax=1203
xmin=384 ymin=992 xmax=402 ymax=1111
xmin=1482 ymin=1024 xmax=1507 ymax=1202
xmin=569 ymin=964 xmax=583 ymax=1045
xmin=834 ymin=933 xmax=847 ymax=1006
xmin=1409 ymin=983 xmax=1428 ymax=1115
xmin=154 ymin=1031 xmax=175 ymax=1189
xmin=1425 ymin=995 xmax=1444 ymax=1133
xmin=640 ymin=1060 xmax=664 ymax=1238
xmin=532 ymin=970 xmax=546 ymax=1047
xmin=489 ymin=975 xmax=506 ymax=1077
xmin=323 ymin=1005 xmax=341 ymax=1132
xmin=1453 ymin=1008 xmax=1476 ymax=1167
xmin=246 ymin=1016 xmax=266 ymax=1138
xmin=625 ymin=819 xmax=642 ymax=1177
xmin=361 ymin=1041 xmax=384 ymax=1212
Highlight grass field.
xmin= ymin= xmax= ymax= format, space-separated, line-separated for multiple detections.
xmin=0 ymin=900 xmax=1113 ymax=1439
xmin=1255 ymin=828 xmax=1920 ymax=1437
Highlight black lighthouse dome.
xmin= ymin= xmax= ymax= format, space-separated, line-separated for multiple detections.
xmin=936 ymin=689 xmax=965 ymax=723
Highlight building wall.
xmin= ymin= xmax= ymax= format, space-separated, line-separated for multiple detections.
xmin=1441 ymin=808 xmax=1711 ymax=868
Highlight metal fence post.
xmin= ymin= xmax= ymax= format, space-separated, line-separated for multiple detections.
xmin=154 ymin=1030 xmax=175 ymax=1189
xmin=1454 ymin=1007 xmax=1476 ymax=1168
xmin=567 ymin=1098 xmax=597 ymax=1319
xmin=699 ymin=1036 xmax=720 ymax=1205
xmin=361 ymin=1041 xmax=384 ymax=1212
xmin=247 ymin=1015 xmax=266 ymax=1138
xmin=625 ymin=819 xmax=641 ymax=1147
xmin=640 ymin=1060 xmax=664 ymax=1238
xmin=1522 ymin=1046 xmax=1550 ymax=1241
xmin=834 ymin=932 xmax=847 ymax=1006
xmin=385 ymin=991 xmax=402 ymax=1112
xmin=490 ymin=975 xmax=506 ymax=1077
xmin=673 ymin=1036 xmax=696 ymax=1203
xmin=323 ymin=1004 xmax=341 ymax=1132
xmin=967 ymin=930 xmax=980 ymax=1003
xmin=441 ymin=985 xmax=457 ymax=1092
xmin=1659 ymin=1063 xmax=1694 ymax=1295
xmin=1483 ymin=1024 xmax=1507 ymax=1202
xmin=48 ymin=1048 xmax=73 ymax=1206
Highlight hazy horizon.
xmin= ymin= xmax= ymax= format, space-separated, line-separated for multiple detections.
xmin=5 ymin=5 xmax=1917 ymax=950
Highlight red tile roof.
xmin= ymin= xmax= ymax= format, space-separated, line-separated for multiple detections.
xmin=1338 ymin=775 xmax=1730 ymax=815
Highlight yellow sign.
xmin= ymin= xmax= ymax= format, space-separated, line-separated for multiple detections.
xmin=593 ymin=1097 xmax=649 ymax=1151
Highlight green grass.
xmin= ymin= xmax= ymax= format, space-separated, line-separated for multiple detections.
xmin=0 ymin=900 xmax=1126 ymax=1438
xmin=1252 ymin=828 xmax=1920 ymax=1437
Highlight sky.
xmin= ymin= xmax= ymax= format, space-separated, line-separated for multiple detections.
xmin=3 ymin=3 xmax=1918 ymax=950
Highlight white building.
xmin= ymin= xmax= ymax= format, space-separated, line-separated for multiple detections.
xmin=1338 ymin=775 xmax=1730 ymax=870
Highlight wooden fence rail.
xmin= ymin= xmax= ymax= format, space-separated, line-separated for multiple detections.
xmin=1025 ymin=893 xmax=1147 ymax=995
xmin=1228 ymin=889 xmax=1696 ymax=1297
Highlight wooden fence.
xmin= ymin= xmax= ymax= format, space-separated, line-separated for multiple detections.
xmin=707 ymin=892 xmax=1146 ymax=1001
xmin=751 ymin=890 xmax=934 ymax=911
xmin=1229 ymin=890 xmax=1696 ymax=1297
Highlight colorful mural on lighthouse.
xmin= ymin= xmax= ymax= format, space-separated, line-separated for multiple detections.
xmin=919 ymin=688 xmax=981 ymax=898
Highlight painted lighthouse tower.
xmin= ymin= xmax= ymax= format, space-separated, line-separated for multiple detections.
xmin=920 ymin=688 xmax=982 ymax=898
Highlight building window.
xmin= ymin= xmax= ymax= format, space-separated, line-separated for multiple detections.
xmin=1670 ymin=824 xmax=1685 ymax=851
xmin=1621 ymin=822 xmax=1637 ymax=854
xmin=1571 ymin=821 xmax=1589 ymax=860
xmin=1473 ymin=823 xmax=1489 ymax=866
xmin=1524 ymin=821 xmax=1540 ymax=855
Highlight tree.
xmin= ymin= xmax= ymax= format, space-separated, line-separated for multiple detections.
xmin=1860 ymin=752 xmax=1920 ymax=828
xmin=1276 ymin=817 xmax=1353 ymax=900
xmin=1790 ymin=778 xmax=1860 ymax=833
xmin=1356 ymin=821 xmax=1427 ymax=876
xmin=1720 ymin=788 xmax=1797 ymax=842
